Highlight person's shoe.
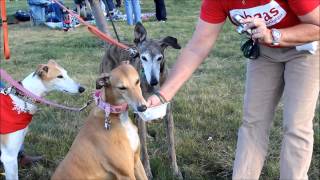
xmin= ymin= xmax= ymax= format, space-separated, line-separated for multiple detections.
xmin=19 ymin=153 xmax=43 ymax=167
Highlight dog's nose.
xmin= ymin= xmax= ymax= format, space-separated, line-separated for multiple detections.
xmin=137 ymin=105 xmax=147 ymax=112
xmin=150 ymin=77 xmax=158 ymax=86
xmin=78 ymin=86 xmax=85 ymax=93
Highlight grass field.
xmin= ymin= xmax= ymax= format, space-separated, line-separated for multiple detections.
xmin=1 ymin=0 xmax=319 ymax=179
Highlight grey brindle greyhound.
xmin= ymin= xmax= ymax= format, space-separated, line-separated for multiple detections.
xmin=99 ymin=23 xmax=182 ymax=179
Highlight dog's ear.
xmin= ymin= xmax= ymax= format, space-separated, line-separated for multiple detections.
xmin=34 ymin=64 xmax=49 ymax=78
xmin=47 ymin=59 xmax=57 ymax=65
xmin=159 ymin=36 xmax=181 ymax=50
xmin=96 ymin=73 xmax=110 ymax=89
xmin=134 ymin=22 xmax=147 ymax=44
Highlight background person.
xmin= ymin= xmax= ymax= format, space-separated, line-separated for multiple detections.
xmin=124 ymin=0 xmax=141 ymax=25
xmin=147 ymin=0 xmax=320 ymax=179
xmin=74 ymin=0 xmax=93 ymax=20
xmin=115 ymin=0 xmax=121 ymax=8
xmin=28 ymin=0 xmax=50 ymax=25
xmin=154 ymin=0 xmax=166 ymax=21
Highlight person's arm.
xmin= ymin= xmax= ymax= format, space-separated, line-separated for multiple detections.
xmin=243 ymin=6 xmax=320 ymax=47
xmin=147 ymin=19 xmax=224 ymax=107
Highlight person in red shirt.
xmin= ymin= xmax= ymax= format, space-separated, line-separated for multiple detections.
xmin=147 ymin=0 xmax=319 ymax=179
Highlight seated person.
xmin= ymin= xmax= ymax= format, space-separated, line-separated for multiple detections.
xmin=28 ymin=0 xmax=50 ymax=25
xmin=74 ymin=0 xmax=93 ymax=20
xmin=46 ymin=1 xmax=64 ymax=22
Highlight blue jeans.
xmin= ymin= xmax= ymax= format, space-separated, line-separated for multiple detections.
xmin=102 ymin=0 xmax=115 ymax=12
xmin=124 ymin=0 xmax=141 ymax=25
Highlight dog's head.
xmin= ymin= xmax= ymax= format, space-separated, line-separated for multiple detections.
xmin=96 ymin=63 xmax=147 ymax=112
xmin=134 ymin=22 xmax=181 ymax=87
xmin=34 ymin=60 xmax=85 ymax=94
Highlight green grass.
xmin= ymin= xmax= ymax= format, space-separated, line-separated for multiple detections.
xmin=1 ymin=0 xmax=319 ymax=179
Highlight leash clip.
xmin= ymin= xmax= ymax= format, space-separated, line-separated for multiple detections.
xmin=104 ymin=106 xmax=111 ymax=130
xmin=3 ymin=87 xmax=11 ymax=95
xmin=78 ymin=99 xmax=93 ymax=111
xmin=128 ymin=48 xmax=138 ymax=58
xmin=104 ymin=115 xmax=111 ymax=130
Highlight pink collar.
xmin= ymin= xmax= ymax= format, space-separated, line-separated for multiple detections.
xmin=93 ymin=90 xmax=128 ymax=115
xmin=93 ymin=90 xmax=128 ymax=130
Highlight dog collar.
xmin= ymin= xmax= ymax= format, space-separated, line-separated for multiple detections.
xmin=93 ymin=90 xmax=128 ymax=130
xmin=3 ymin=86 xmax=39 ymax=105
xmin=1 ymin=83 xmax=39 ymax=113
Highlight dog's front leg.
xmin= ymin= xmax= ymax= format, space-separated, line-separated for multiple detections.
xmin=1 ymin=155 xmax=18 ymax=180
xmin=164 ymin=103 xmax=183 ymax=179
xmin=0 ymin=128 xmax=28 ymax=180
xmin=136 ymin=115 xmax=153 ymax=179
xmin=134 ymin=159 xmax=148 ymax=180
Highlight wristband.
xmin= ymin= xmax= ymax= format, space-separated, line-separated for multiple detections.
xmin=154 ymin=91 xmax=168 ymax=104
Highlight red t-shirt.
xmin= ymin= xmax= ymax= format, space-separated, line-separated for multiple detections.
xmin=200 ymin=0 xmax=319 ymax=28
xmin=0 ymin=94 xmax=33 ymax=134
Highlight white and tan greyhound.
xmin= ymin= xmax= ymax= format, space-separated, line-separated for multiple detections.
xmin=0 ymin=60 xmax=85 ymax=180
xmin=52 ymin=64 xmax=148 ymax=180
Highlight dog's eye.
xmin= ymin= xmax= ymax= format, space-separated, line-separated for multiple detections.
xmin=141 ymin=56 xmax=147 ymax=61
xmin=57 ymin=75 xmax=64 ymax=79
xmin=157 ymin=56 xmax=163 ymax=61
xmin=118 ymin=87 xmax=127 ymax=90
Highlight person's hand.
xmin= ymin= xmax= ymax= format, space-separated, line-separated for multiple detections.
xmin=146 ymin=94 xmax=162 ymax=108
xmin=242 ymin=17 xmax=273 ymax=44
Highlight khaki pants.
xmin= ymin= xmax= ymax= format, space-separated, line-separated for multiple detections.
xmin=232 ymin=45 xmax=319 ymax=180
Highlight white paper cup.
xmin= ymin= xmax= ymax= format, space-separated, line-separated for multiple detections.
xmin=138 ymin=103 xmax=168 ymax=122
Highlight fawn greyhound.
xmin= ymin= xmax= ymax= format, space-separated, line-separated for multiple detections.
xmin=100 ymin=22 xmax=182 ymax=179
xmin=52 ymin=64 xmax=148 ymax=180
xmin=0 ymin=60 xmax=85 ymax=180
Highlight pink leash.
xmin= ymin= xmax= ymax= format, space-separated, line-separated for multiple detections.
xmin=0 ymin=68 xmax=91 ymax=112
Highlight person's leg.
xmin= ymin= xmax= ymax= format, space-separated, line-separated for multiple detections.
xmin=124 ymin=0 xmax=133 ymax=25
xmin=84 ymin=0 xmax=92 ymax=13
xmin=76 ymin=4 xmax=81 ymax=16
xmin=105 ymin=0 xmax=115 ymax=12
xmin=154 ymin=0 xmax=160 ymax=21
xmin=154 ymin=0 xmax=166 ymax=21
xmin=280 ymin=49 xmax=319 ymax=179
xmin=233 ymin=47 xmax=285 ymax=179
xmin=115 ymin=0 xmax=121 ymax=8
xmin=132 ymin=0 xmax=141 ymax=24
xmin=99 ymin=0 xmax=107 ymax=16
xmin=81 ymin=5 xmax=87 ymax=19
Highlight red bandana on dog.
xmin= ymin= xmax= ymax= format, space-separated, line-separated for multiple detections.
xmin=0 ymin=94 xmax=33 ymax=134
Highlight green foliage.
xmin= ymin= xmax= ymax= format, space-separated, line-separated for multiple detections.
xmin=1 ymin=0 xmax=319 ymax=180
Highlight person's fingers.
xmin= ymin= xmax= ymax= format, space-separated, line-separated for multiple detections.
xmin=252 ymin=32 xmax=264 ymax=39
xmin=241 ymin=17 xmax=253 ymax=24
xmin=251 ymin=24 xmax=269 ymax=39
xmin=146 ymin=95 xmax=161 ymax=107
xmin=251 ymin=27 xmax=263 ymax=35
xmin=243 ymin=17 xmax=265 ymax=30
